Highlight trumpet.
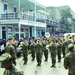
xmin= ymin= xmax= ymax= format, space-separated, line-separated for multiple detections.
xmin=37 ymin=40 xmax=40 ymax=44
xmin=19 ymin=43 xmax=24 ymax=49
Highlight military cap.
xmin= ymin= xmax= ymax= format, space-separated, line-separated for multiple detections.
xmin=8 ymin=37 xmax=13 ymax=40
xmin=0 ymin=53 xmax=12 ymax=68
xmin=68 ymin=44 xmax=74 ymax=51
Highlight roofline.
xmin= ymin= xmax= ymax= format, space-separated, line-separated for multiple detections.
xmin=28 ymin=0 xmax=46 ymax=9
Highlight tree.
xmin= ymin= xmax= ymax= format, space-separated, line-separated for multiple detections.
xmin=71 ymin=18 xmax=75 ymax=26
xmin=60 ymin=7 xmax=73 ymax=33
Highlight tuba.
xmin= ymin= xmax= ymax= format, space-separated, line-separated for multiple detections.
xmin=45 ymin=32 xmax=50 ymax=38
xmin=68 ymin=36 xmax=72 ymax=39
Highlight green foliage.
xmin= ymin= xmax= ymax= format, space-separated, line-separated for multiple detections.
xmin=60 ymin=7 xmax=73 ymax=33
xmin=70 ymin=18 xmax=75 ymax=26
xmin=60 ymin=7 xmax=72 ymax=19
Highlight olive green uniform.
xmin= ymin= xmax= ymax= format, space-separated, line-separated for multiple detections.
xmin=12 ymin=42 xmax=18 ymax=56
xmin=21 ymin=42 xmax=28 ymax=64
xmin=57 ymin=42 xmax=62 ymax=62
xmin=30 ymin=42 xmax=35 ymax=61
xmin=35 ymin=42 xmax=42 ymax=66
xmin=48 ymin=43 xmax=57 ymax=67
xmin=64 ymin=51 xmax=75 ymax=75
xmin=42 ymin=41 xmax=48 ymax=61
xmin=65 ymin=40 xmax=73 ymax=54
xmin=4 ymin=44 xmax=17 ymax=65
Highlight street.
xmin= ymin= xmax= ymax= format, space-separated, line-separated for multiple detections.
xmin=0 ymin=53 xmax=68 ymax=75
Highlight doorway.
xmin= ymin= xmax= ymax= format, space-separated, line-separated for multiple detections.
xmin=2 ymin=31 xmax=6 ymax=39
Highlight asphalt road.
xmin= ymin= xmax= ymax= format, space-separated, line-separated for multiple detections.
xmin=0 ymin=53 xmax=68 ymax=75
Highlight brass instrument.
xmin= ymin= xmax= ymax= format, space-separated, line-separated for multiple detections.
xmin=68 ymin=36 xmax=72 ymax=39
xmin=37 ymin=40 xmax=40 ymax=44
xmin=46 ymin=43 xmax=52 ymax=50
xmin=45 ymin=32 xmax=50 ymax=38
xmin=19 ymin=42 xmax=24 ymax=49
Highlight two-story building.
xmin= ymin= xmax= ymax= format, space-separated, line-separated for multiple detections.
xmin=0 ymin=0 xmax=49 ymax=40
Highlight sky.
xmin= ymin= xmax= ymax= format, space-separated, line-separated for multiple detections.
xmin=35 ymin=0 xmax=75 ymax=13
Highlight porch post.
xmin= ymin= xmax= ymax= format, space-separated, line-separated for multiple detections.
xmin=0 ymin=24 xmax=2 ymax=39
xmin=18 ymin=0 xmax=21 ymax=40
xmin=18 ymin=22 xmax=21 ymax=40
xmin=35 ymin=26 xmax=36 ymax=38
xmin=45 ymin=8 xmax=46 ymax=36
xmin=35 ymin=3 xmax=36 ymax=22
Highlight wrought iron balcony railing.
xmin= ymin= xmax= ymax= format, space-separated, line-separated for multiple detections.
xmin=0 ymin=13 xmax=45 ymax=23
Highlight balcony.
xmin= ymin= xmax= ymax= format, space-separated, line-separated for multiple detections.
xmin=0 ymin=13 xmax=45 ymax=23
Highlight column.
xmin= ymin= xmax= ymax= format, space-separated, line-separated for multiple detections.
xmin=45 ymin=8 xmax=46 ymax=36
xmin=0 ymin=24 xmax=2 ymax=39
xmin=28 ymin=27 xmax=30 ymax=38
xmin=6 ymin=25 xmax=8 ymax=40
xmin=32 ymin=27 xmax=34 ymax=37
xmin=35 ymin=26 xmax=36 ymax=38
xmin=0 ymin=1 xmax=4 ymax=20
xmin=45 ymin=8 xmax=46 ymax=24
xmin=40 ymin=29 xmax=41 ymax=37
xmin=12 ymin=26 xmax=15 ymax=40
xmin=35 ymin=4 xmax=36 ymax=22
xmin=18 ymin=0 xmax=21 ymax=40
xmin=45 ymin=27 xmax=46 ymax=36
xmin=28 ymin=10 xmax=29 ymax=21
xmin=18 ymin=0 xmax=20 ymax=19
xmin=18 ymin=22 xmax=21 ymax=40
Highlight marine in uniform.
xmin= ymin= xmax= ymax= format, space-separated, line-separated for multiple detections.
xmin=47 ymin=39 xmax=57 ymax=68
xmin=57 ymin=39 xmax=62 ymax=62
xmin=64 ymin=44 xmax=75 ymax=75
xmin=4 ymin=37 xmax=17 ymax=65
xmin=0 ymin=53 xmax=24 ymax=75
xmin=20 ymin=39 xmax=28 ymax=65
xmin=12 ymin=40 xmax=18 ymax=57
xmin=30 ymin=39 xmax=35 ymax=61
xmin=65 ymin=35 xmax=73 ymax=55
xmin=35 ymin=39 xmax=42 ymax=66
xmin=62 ymin=36 xmax=66 ymax=58
xmin=42 ymin=40 xmax=48 ymax=61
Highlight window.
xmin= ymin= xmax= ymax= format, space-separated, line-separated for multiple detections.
xmin=38 ymin=29 xmax=40 ymax=31
xmin=15 ymin=28 xmax=19 ymax=32
xmin=14 ymin=7 xmax=16 ymax=12
xmin=21 ymin=33 xmax=24 ymax=38
xmin=21 ymin=28 xmax=24 ymax=32
xmin=2 ymin=27 xmax=5 ymax=31
xmin=15 ymin=33 xmax=19 ymax=38
xmin=8 ymin=33 xmax=12 ymax=38
xmin=25 ymin=29 xmax=28 ymax=32
xmin=8 ymin=27 xmax=12 ymax=32
xmin=4 ymin=4 xmax=7 ymax=11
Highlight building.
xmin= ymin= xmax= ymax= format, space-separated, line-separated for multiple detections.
xmin=46 ymin=7 xmax=59 ymax=36
xmin=0 ymin=0 xmax=49 ymax=40
xmin=46 ymin=5 xmax=75 ymax=34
